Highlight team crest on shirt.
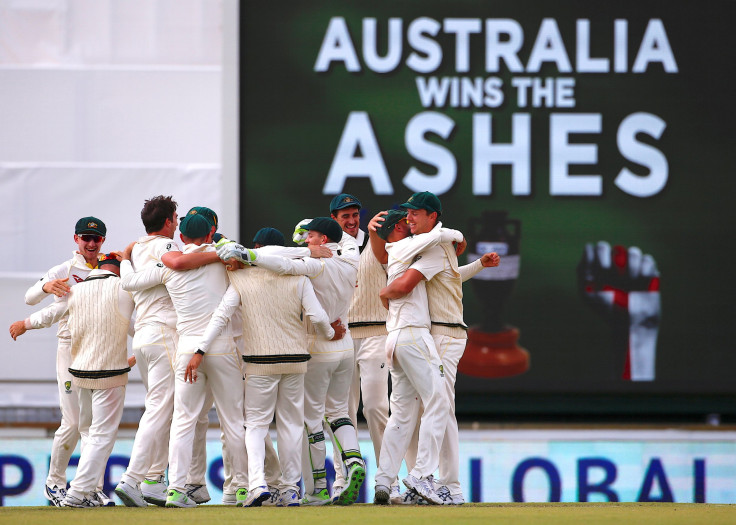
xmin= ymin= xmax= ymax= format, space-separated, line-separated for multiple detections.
xmin=72 ymin=274 xmax=84 ymax=283
xmin=64 ymin=381 xmax=72 ymax=393
xmin=439 ymin=365 xmax=445 ymax=377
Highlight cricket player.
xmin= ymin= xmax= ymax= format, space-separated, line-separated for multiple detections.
xmin=13 ymin=254 xmax=134 ymax=507
xmin=19 ymin=216 xmax=108 ymax=506
xmin=116 ymin=198 xmax=230 ymax=505
xmin=369 ymin=207 xmax=463 ymax=505
xmin=116 ymin=195 xmax=182 ymax=505
xmin=372 ymin=192 xmax=500 ymax=505
xmin=199 ymin=257 xmax=343 ymax=507
xmin=234 ymin=217 xmax=364 ymax=506
xmin=116 ymin=212 xmax=249 ymax=508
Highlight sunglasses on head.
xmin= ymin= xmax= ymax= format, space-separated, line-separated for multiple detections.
xmin=80 ymin=234 xmax=103 ymax=243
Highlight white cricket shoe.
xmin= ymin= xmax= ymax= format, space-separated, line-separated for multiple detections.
xmin=115 ymin=480 xmax=146 ymax=507
xmin=44 ymin=484 xmax=66 ymax=507
xmin=185 ymin=484 xmax=211 ymax=504
xmin=61 ymin=493 xmax=101 ymax=508
xmin=373 ymin=485 xmax=390 ymax=505
xmin=165 ymin=489 xmax=196 ymax=508
xmin=242 ymin=485 xmax=270 ymax=507
xmin=262 ymin=486 xmax=280 ymax=506
xmin=277 ymin=489 xmax=300 ymax=506
xmin=402 ymin=474 xmax=443 ymax=505
xmin=389 ymin=484 xmax=402 ymax=505
xmin=141 ymin=475 xmax=167 ymax=507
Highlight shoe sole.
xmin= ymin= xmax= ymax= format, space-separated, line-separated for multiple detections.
xmin=374 ymin=488 xmax=390 ymax=505
xmin=335 ymin=466 xmax=366 ymax=506
xmin=302 ymin=499 xmax=331 ymax=506
xmin=165 ymin=501 xmax=196 ymax=508
xmin=143 ymin=495 xmax=167 ymax=507
xmin=114 ymin=487 xmax=147 ymax=507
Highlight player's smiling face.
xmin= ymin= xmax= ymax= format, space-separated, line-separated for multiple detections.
xmin=405 ymin=208 xmax=437 ymax=235
xmin=74 ymin=233 xmax=105 ymax=265
xmin=332 ymin=206 xmax=360 ymax=238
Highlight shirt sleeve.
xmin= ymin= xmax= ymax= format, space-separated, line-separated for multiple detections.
xmin=299 ymin=278 xmax=335 ymax=340
xmin=254 ymin=253 xmax=325 ymax=278
xmin=120 ymin=260 xmax=169 ymax=292
xmin=27 ymin=295 xmax=69 ymax=329
xmin=410 ymin=245 xmax=447 ymax=281
xmin=24 ymin=261 xmax=69 ymax=305
xmin=257 ymin=245 xmax=311 ymax=258
xmin=199 ymin=285 xmax=240 ymax=352
xmin=458 ymin=257 xmax=484 ymax=282
xmin=387 ymin=224 xmax=445 ymax=265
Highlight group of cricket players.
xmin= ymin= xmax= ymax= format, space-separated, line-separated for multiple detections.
xmin=9 ymin=190 xmax=500 ymax=508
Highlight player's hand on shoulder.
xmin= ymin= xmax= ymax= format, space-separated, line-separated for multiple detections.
xmin=309 ymin=245 xmax=333 ymax=259
xmin=455 ymin=238 xmax=468 ymax=256
xmin=122 ymin=241 xmax=136 ymax=261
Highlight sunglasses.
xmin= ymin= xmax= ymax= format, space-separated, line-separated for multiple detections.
xmin=80 ymin=234 xmax=103 ymax=243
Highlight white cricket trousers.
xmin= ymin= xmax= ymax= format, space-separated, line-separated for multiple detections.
xmin=245 ymin=373 xmax=304 ymax=493
xmin=375 ymin=327 xmax=448 ymax=488
xmin=303 ymin=356 xmax=360 ymax=494
xmin=186 ymin=387 xmax=215 ymax=487
xmin=348 ymin=335 xmax=389 ymax=460
xmin=220 ymin=372 xmax=281 ymax=495
xmin=433 ymin=334 xmax=465 ymax=496
xmin=67 ymin=385 xmax=125 ymax=499
xmin=47 ymin=337 xmax=80 ymax=488
xmin=121 ymin=326 xmax=176 ymax=485
xmin=168 ymin=336 xmax=247 ymax=493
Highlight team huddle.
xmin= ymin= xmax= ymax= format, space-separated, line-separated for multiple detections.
xmin=9 ymin=191 xmax=500 ymax=508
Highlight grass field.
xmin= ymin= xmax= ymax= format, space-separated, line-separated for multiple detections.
xmin=1 ymin=503 xmax=734 ymax=525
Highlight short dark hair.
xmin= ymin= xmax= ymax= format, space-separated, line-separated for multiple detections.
xmin=141 ymin=195 xmax=177 ymax=233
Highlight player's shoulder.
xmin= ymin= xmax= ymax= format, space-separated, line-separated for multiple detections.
xmin=46 ymin=254 xmax=78 ymax=275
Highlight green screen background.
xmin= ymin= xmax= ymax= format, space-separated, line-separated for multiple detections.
xmin=240 ymin=1 xmax=736 ymax=418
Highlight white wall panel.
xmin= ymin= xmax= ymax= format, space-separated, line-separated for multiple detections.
xmin=0 ymin=67 xmax=220 ymax=162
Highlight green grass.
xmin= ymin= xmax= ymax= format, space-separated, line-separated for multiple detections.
xmin=1 ymin=503 xmax=734 ymax=525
